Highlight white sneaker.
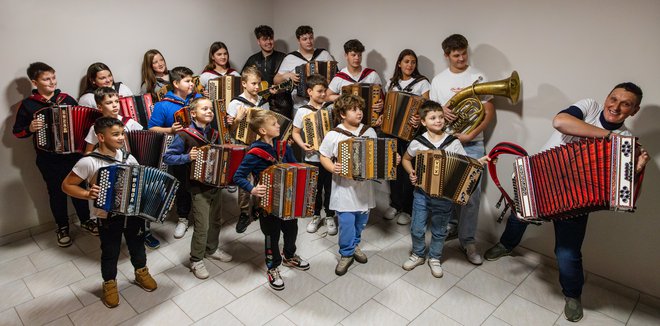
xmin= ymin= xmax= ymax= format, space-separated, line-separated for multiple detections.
xmin=402 ymin=254 xmax=425 ymax=271
xmin=428 ymin=258 xmax=443 ymax=278
xmin=307 ymin=215 xmax=322 ymax=233
xmin=190 ymin=260 xmax=209 ymax=279
xmin=462 ymin=244 xmax=483 ymax=265
xmin=325 ymin=216 xmax=337 ymax=236
xmin=396 ymin=212 xmax=411 ymax=225
xmin=383 ymin=207 xmax=398 ymax=220
xmin=208 ymin=248 xmax=233 ymax=262
xmin=174 ymin=218 xmax=188 ymax=239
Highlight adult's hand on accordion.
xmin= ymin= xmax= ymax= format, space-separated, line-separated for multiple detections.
xmin=288 ymin=72 xmax=300 ymax=84
xmin=636 ymin=147 xmax=650 ymax=173
xmin=409 ymin=114 xmax=421 ymax=129
xmin=87 ymin=185 xmax=100 ymax=200
xmin=29 ymin=119 xmax=44 ymax=132
xmin=171 ymin=122 xmax=183 ymax=134
xmin=302 ymin=143 xmax=314 ymax=152
xmin=373 ymin=115 xmax=383 ymax=127
xmin=443 ymin=105 xmax=457 ymax=122
xmin=251 ymin=184 xmax=268 ymax=198
xmin=477 ymin=155 xmax=491 ymax=165
xmin=373 ymin=99 xmax=384 ymax=113
xmin=409 ymin=171 xmax=417 ymax=184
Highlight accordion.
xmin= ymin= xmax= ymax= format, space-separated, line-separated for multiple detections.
xmin=414 ymin=150 xmax=484 ymax=205
xmin=295 ymin=61 xmax=338 ymax=97
xmin=124 ymin=130 xmax=174 ymax=171
xmin=489 ymin=136 xmax=644 ymax=222
xmin=33 ymin=105 xmax=102 ymax=153
xmin=173 ymin=106 xmax=191 ymax=127
xmin=211 ymin=100 xmax=232 ymax=144
xmin=301 ymin=108 xmax=332 ymax=151
xmin=155 ymin=75 xmax=204 ymax=102
xmin=94 ymin=164 xmax=179 ymax=223
xmin=208 ymin=76 xmax=244 ymax=110
xmin=382 ymin=91 xmax=425 ymax=141
xmin=233 ymin=108 xmax=293 ymax=144
xmin=259 ymin=163 xmax=319 ymax=219
xmin=190 ymin=144 xmax=247 ymax=187
xmin=337 ymin=137 xmax=397 ymax=180
xmin=341 ymin=83 xmax=382 ymax=126
xmin=119 ymin=94 xmax=153 ymax=127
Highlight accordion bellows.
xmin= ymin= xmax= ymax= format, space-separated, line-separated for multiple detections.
xmin=510 ymin=136 xmax=640 ymax=221
xmin=415 ymin=150 xmax=484 ymax=205
xmin=382 ymin=91 xmax=425 ymax=141
xmin=341 ymin=83 xmax=382 ymax=126
xmin=302 ymin=109 xmax=332 ymax=151
xmin=119 ymin=94 xmax=153 ymax=127
xmin=124 ymin=130 xmax=173 ymax=171
xmin=208 ymin=76 xmax=244 ymax=110
xmin=191 ymin=144 xmax=247 ymax=187
xmin=234 ymin=108 xmax=292 ymax=144
xmin=94 ymin=165 xmax=179 ymax=223
xmin=259 ymin=163 xmax=319 ymax=219
xmin=337 ymin=137 xmax=397 ymax=180
xmin=295 ymin=61 xmax=338 ymax=97
xmin=34 ymin=105 xmax=102 ymax=153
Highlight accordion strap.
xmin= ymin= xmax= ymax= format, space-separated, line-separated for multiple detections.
xmin=413 ymin=134 xmax=457 ymax=150
xmin=232 ymin=96 xmax=267 ymax=108
xmin=487 ymin=142 xmax=529 ymax=222
xmin=289 ymin=48 xmax=326 ymax=62
xmin=331 ymin=125 xmax=370 ymax=138
xmin=247 ymin=140 xmax=287 ymax=163
xmin=86 ymin=150 xmax=129 ymax=164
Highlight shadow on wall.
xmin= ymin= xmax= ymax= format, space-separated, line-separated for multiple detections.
xmin=2 ymin=78 xmax=52 ymax=234
xmin=315 ymin=36 xmax=331 ymax=53
xmin=366 ymin=50 xmax=386 ymax=77
xmin=275 ymin=39 xmax=289 ymax=54
xmin=417 ymin=55 xmax=437 ymax=80
xmin=629 ymin=104 xmax=660 ymax=212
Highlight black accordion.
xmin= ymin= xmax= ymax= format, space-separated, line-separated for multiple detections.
xmin=124 ymin=130 xmax=174 ymax=171
xmin=233 ymin=108 xmax=292 ymax=144
xmin=382 ymin=91 xmax=425 ymax=141
xmin=191 ymin=144 xmax=247 ymax=187
xmin=337 ymin=137 xmax=397 ymax=180
xmin=259 ymin=163 xmax=319 ymax=219
xmin=94 ymin=164 xmax=179 ymax=223
xmin=208 ymin=76 xmax=244 ymax=111
xmin=341 ymin=83 xmax=382 ymax=126
xmin=415 ymin=150 xmax=484 ymax=205
xmin=119 ymin=94 xmax=153 ymax=127
xmin=295 ymin=61 xmax=338 ymax=97
xmin=301 ymin=108 xmax=332 ymax=151
xmin=33 ymin=105 xmax=102 ymax=153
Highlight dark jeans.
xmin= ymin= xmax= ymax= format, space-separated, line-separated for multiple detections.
xmin=389 ymin=139 xmax=413 ymax=214
xmin=499 ymin=213 xmax=589 ymax=298
xmin=306 ymin=161 xmax=334 ymax=216
xmin=259 ymin=213 xmax=298 ymax=269
xmin=36 ymin=151 xmax=90 ymax=228
xmin=171 ymin=165 xmax=192 ymax=219
xmin=99 ymin=215 xmax=146 ymax=281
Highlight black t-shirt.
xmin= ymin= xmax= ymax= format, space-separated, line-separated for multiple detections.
xmin=242 ymin=51 xmax=287 ymax=85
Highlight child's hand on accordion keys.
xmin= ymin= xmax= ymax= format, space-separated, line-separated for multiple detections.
xmin=171 ymin=122 xmax=183 ymax=134
xmin=409 ymin=171 xmax=417 ymax=184
xmin=396 ymin=153 xmax=402 ymax=166
xmin=302 ymin=143 xmax=314 ymax=152
xmin=373 ymin=99 xmax=384 ymax=113
xmin=251 ymin=184 xmax=268 ymax=198
xmin=333 ymin=162 xmax=342 ymax=174
xmin=87 ymin=184 xmax=100 ymax=200
xmin=189 ymin=147 xmax=200 ymax=161
xmin=29 ymin=119 xmax=44 ymax=132
xmin=477 ymin=155 xmax=491 ymax=165
xmin=409 ymin=114 xmax=421 ymax=129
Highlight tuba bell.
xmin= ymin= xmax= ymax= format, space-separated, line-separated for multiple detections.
xmin=444 ymin=71 xmax=520 ymax=135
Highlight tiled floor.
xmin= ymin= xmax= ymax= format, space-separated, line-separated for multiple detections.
xmin=1 ymin=191 xmax=659 ymax=326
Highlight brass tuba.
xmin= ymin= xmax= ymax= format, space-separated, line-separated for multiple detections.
xmin=444 ymin=71 xmax=520 ymax=135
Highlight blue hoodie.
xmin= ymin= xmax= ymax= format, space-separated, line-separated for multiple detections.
xmin=147 ymin=91 xmax=201 ymax=129
xmin=233 ymin=140 xmax=297 ymax=193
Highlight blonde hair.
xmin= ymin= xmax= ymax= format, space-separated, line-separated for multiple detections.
xmin=189 ymin=97 xmax=212 ymax=119
xmin=248 ymin=109 xmax=277 ymax=135
xmin=241 ymin=65 xmax=262 ymax=82
xmin=333 ymin=93 xmax=365 ymax=126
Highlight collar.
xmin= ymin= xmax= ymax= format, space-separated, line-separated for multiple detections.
xmin=599 ymin=111 xmax=624 ymax=130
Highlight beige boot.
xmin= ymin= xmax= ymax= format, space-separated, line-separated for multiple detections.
xmin=135 ymin=267 xmax=158 ymax=292
xmin=102 ymin=280 xmax=119 ymax=308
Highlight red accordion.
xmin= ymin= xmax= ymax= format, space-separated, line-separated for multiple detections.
xmin=124 ymin=130 xmax=174 ymax=171
xmin=488 ymin=135 xmax=645 ymax=222
xmin=119 ymin=94 xmax=153 ymax=127
xmin=190 ymin=144 xmax=247 ymax=187
xmin=33 ymin=105 xmax=102 ymax=153
xmin=259 ymin=163 xmax=319 ymax=220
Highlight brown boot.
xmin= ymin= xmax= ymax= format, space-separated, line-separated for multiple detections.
xmin=135 ymin=267 xmax=158 ymax=292
xmin=102 ymin=280 xmax=119 ymax=308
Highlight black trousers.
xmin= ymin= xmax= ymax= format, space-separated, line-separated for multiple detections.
xmin=305 ymin=161 xmax=334 ymax=216
xmin=35 ymin=151 xmax=90 ymax=228
xmin=388 ymin=139 xmax=414 ymax=215
xmin=259 ymin=213 xmax=298 ymax=269
xmin=171 ymin=165 xmax=192 ymax=219
xmin=98 ymin=215 xmax=146 ymax=281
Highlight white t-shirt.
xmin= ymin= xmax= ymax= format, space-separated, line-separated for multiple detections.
xmin=406 ymin=132 xmax=466 ymax=157
xmin=78 ymin=84 xmax=134 ymax=108
xmin=318 ymin=123 xmax=377 ymax=212
xmin=226 ymin=93 xmax=270 ymax=117
xmin=72 ymin=150 xmax=138 ymax=219
xmin=328 ymin=67 xmax=383 ymax=94
xmin=292 ymin=105 xmax=326 ymax=162
xmin=540 ymin=98 xmax=632 ymax=152
xmin=386 ymin=77 xmax=431 ymax=97
xmin=430 ymin=66 xmax=492 ymax=142
xmin=277 ymin=49 xmax=334 ymax=108
xmin=84 ymin=115 xmax=143 ymax=145
xmin=199 ymin=70 xmax=241 ymax=89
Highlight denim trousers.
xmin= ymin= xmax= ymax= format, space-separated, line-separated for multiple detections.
xmin=337 ymin=211 xmax=369 ymax=257
xmin=499 ymin=212 xmax=589 ymax=298
xmin=410 ymin=189 xmax=454 ymax=259
xmin=449 ymin=140 xmax=484 ymax=246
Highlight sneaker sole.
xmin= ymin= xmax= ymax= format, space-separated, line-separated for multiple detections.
xmin=145 ymin=244 xmax=160 ymax=250
xmin=402 ymin=260 xmax=425 ymax=271
xmin=268 ymin=283 xmax=285 ymax=291
xmin=190 ymin=268 xmax=209 ymax=279
xmin=335 ymin=259 xmax=354 ymax=276
xmin=282 ymin=262 xmax=310 ymax=271
xmin=484 ymin=252 xmax=511 ymax=261
xmin=354 ymin=256 xmax=368 ymax=264
xmin=102 ymin=299 xmax=119 ymax=308
xmin=57 ymin=240 xmax=73 ymax=248
xmin=135 ymin=282 xmax=157 ymax=292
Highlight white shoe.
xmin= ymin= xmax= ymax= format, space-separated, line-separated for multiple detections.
xmin=402 ymin=253 xmax=425 ymax=271
xmin=307 ymin=215 xmax=322 ymax=233
xmin=325 ymin=216 xmax=337 ymax=236
xmin=174 ymin=218 xmax=188 ymax=239
xmin=208 ymin=248 xmax=233 ymax=262
xmin=190 ymin=260 xmax=209 ymax=279
xmin=428 ymin=258 xmax=443 ymax=278
xmin=396 ymin=212 xmax=411 ymax=225
xmin=462 ymin=244 xmax=483 ymax=265
xmin=383 ymin=207 xmax=398 ymax=220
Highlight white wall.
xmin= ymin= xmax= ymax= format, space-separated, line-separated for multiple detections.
xmin=1 ymin=0 xmax=659 ymax=297
xmin=272 ymin=0 xmax=660 ymax=296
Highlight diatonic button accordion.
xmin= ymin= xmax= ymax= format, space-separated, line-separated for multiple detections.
xmin=341 ymin=83 xmax=382 ymax=126
xmin=382 ymin=91 xmax=425 ymax=141
xmin=33 ymin=105 xmax=102 ymax=153
xmin=190 ymin=144 xmax=247 ymax=187
xmin=119 ymin=94 xmax=154 ymax=127
xmin=259 ymin=163 xmax=319 ymax=220
xmin=233 ymin=108 xmax=292 ymax=144
xmin=124 ymin=130 xmax=174 ymax=171
xmin=208 ymin=76 xmax=244 ymax=111
xmin=414 ymin=150 xmax=484 ymax=205
xmin=337 ymin=137 xmax=397 ymax=180
xmin=302 ymin=108 xmax=332 ymax=151
xmin=295 ymin=61 xmax=338 ymax=97
xmin=94 ymin=164 xmax=179 ymax=223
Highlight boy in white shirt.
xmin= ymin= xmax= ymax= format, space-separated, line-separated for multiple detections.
xmin=327 ymin=39 xmax=383 ymax=104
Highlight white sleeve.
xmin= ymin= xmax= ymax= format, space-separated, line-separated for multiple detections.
xmin=292 ymin=110 xmax=305 ymax=128
xmin=406 ymin=140 xmax=420 ymax=157
xmin=230 ymin=70 xmax=241 ymax=77
xmin=572 ymin=98 xmax=597 ymax=119
xmin=126 ymin=155 xmax=139 ymax=165
xmin=318 ymin=131 xmax=337 ymax=158
xmin=118 ymin=84 xmax=134 ymax=97
xmin=446 ymin=139 xmax=467 ymax=156
xmin=417 ymin=80 xmax=431 ymax=95
xmin=126 ymin=119 xmax=144 ymax=131
xmin=328 ymin=77 xmax=343 ymax=94
xmin=199 ymin=72 xmax=214 ymax=89
xmin=227 ymin=100 xmax=242 ymax=117
xmin=78 ymin=94 xmax=97 ymax=108
xmin=71 ymin=158 xmax=94 ymax=182
xmin=277 ymin=56 xmax=298 ymax=74
xmin=429 ymin=76 xmax=440 ymax=102
xmin=317 ymin=50 xmax=335 ymax=62
xmin=364 ymin=128 xmax=378 ymax=138
xmin=84 ymin=126 xmax=98 ymax=145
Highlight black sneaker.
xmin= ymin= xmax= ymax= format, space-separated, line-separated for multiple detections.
xmin=56 ymin=227 xmax=72 ymax=247
xmin=144 ymin=232 xmax=161 ymax=249
xmin=80 ymin=219 xmax=99 ymax=236
xmin=236 ymin=213 xmax=251 ymax=233
xmin=445 ymin=224 xmax=458 ymax=241
xmin=484 ymin=243 xmax=512 ymax=261
xmin=267 ymin=268 xmax=285 ymax=290
xmin=282 ymin=255 xmax=310 ymax=270
xmin=564 ymin=297 xmax=583 ymax=322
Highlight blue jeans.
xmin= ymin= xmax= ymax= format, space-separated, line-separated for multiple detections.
xmin=337 ymin=211 xmax=370 ymax=257
xmin=499 ymin=213 xmax=589 ymax=298
xmin=450 ymin=140 xmax=484 ymax=246
xmin=411 ymin=189 xmax=454 ymax=260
